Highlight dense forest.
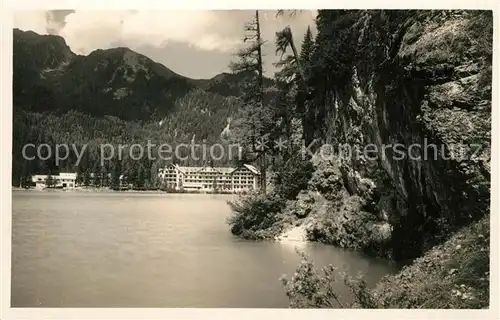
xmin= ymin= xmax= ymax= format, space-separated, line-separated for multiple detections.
xmin=12 ymin=88 xmax=248 ymax=188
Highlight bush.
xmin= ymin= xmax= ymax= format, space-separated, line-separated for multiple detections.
xmin=292 ymin=190 xmax=317 ymax=218
xmin=282 ymin=216 xmax=489 ymax=309
xmin=281 ymin=250 xmax=376 ymax=308
xmin=273 ymin=157 xmax=314 ymax=200
xmin=280 ymin=250 xmax=347 ymax=308
xmin=308 ymin=158 xmax=345 ymax=200
xmin=306 ymin=195 xmax=392 ymax=256
xmin=226 ymin=192 xmax=287 ymax=239
xmin=371 ymin=215 xmax=490 ymax=308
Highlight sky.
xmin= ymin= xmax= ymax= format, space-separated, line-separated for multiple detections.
xmin=13 ymin=10 xmax=317 ymax=79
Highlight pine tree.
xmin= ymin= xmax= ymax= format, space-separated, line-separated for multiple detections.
xmin=300 ymin=26 xmax=314 ymax=76
xmin=21 ymin=174 xmax=32 ymax=189
xmin=229 ymin=10 xmax=270 ymax=194
xmin=298 ymin=26 xmax=315 ymax=145
xmin=92 ymin=160 xmax=101 ymax=187
xmin=149 ymin=160 xmax=161 ymax=190
xmin=76 ymin=165 xmax=84 ymax=186
xmin=83 ymin=169 xmax=91 ymax=187
xmin=19 ymin=160 xmax=29 ymax=188
xmin=128 ymin=167 xmax=137 ymax=188
xmin=102 ymin=166 xmax=110 ymax=187
xmin=274 ymin=22 xmax=315 ymax=146
xmin=111 ymin=159 xmax=121 ymax=190
xmin=136 ymin=165 xmax=145 ymax=189
xmin=93 ymin=169 xmax=101 ymax=187
xmin=275 ymin=26 xmax=307 ymax=91
xmin=45 ymin=173 xmax=55 ymax=188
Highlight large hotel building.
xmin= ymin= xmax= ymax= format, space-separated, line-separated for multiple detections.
xmin=158 ymin=164 xmax=260 ymax=193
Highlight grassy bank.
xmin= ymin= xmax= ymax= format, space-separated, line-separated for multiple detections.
xmin=281 ymin=215 xmax=490 ymax=308
xmin=367 ymin=215 xmax=490 ymax=308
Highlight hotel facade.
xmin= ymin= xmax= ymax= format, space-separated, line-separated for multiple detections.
xmin=158 ymin=164 xmax=260 ymax=193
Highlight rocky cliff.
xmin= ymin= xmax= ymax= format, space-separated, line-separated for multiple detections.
xmin=297 ymin=10 xmax=492 ymax=260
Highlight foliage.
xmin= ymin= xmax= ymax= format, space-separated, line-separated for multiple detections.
xmin=275 ymin=26 xmax=307 ymax=90
xmin=308 ymin=158 xmax=345 ymax=200
xmin=226 ymin=14 xmax=317 ymax=234
xmin=371 ymin=215 xmax=490 ymax=308
xmin=306 ymin=194 xmax=392 ymax=255
xmin=11 ymin=87 xmax=242 ymax=187
xmin=226 ymin=192 xmax=287 ymax=239
xmin=229 ymin=10 xmax=272 ymax=193
xmin=281 ymin=250 xmax=346 ymax=308
xmin=272 ymin=156 xmax=314 ymax=201
xmin=283 ymin=216 xmax=489 ymax=309
xmin=281 ymin=249 xmax=380 ymax=308
xmin=274 ymin=22 xmax=314 ymax=145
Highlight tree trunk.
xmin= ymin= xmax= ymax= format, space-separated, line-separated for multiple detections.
xmin=255 ymin=10 xmax=267 ymax=194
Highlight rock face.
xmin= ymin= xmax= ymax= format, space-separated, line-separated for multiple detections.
xmin=316 ymin=10 xmax=491 ymax=260
xmin=384 ymin=11 xmax=491 ymax=259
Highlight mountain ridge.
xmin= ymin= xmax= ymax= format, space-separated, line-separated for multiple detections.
xmin=13 ymin=28 xmax=273 ymax=120
xmin=13 ymin=28 xmax=229 ymax=83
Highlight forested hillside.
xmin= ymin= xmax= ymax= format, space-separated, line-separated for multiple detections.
xmin=12 ymin=29 xmax=275 ymax=187
xmin=12 ymin=89 xmax=243 ymax=189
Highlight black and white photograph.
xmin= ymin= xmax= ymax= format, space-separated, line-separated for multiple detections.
xmin=1 ymin=3 xmax=498 ymax=318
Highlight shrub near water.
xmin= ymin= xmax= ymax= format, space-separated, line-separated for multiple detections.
xmin=226 ymin=192 xmax=287 ymax=240
xmin=281 ymin=249 xmax=379 ymax=308
xmin=226 ymin=158 xmax=313 ymax=240
xmin=280 ymin=250 xmax=348 ymax=308
xmin=306 ymin=195 xmax=392 ymax=256
xmin=369 ymin=215 xmax=490 ymax=309
xmin=302 ymin=157 xmax=393 ymax=257
xmin=281 ymin=216 xmax=490 ymax=309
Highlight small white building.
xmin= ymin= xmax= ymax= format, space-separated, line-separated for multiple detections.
xmin=32 ymin=172 xmax=77 ymax=189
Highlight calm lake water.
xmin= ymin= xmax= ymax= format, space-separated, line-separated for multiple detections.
xmin=11 ymin=191 xmax=395 ymax=308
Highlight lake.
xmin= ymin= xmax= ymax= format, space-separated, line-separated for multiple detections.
xmin=11 ymin=191 xmax=395 ymax=308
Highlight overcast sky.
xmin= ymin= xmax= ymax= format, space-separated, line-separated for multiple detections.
xmin=13 ymin=10 xmax=317 ymax=79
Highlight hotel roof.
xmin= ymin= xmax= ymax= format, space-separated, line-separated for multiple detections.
xmin=170 ymin=164 xmax=260 ymax=175
xmin=242 ymin=164 xmax=260 ymax=175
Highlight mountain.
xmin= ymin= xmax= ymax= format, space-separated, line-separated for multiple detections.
xmin=196 ymin=72 xmax=275 ymax=97
xmin=11 ymin=28 xmax=277 ymax=186
xmin=12 ymin=28 xmax=273 ymax=121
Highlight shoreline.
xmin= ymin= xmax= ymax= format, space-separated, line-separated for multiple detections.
xmin=11 ymin=186 xmax=245 ymax=195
